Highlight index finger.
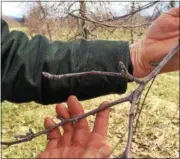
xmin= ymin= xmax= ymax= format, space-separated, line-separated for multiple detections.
xmin=92 ymin=101 xmax=110 ymax=137
xmin=44 ymin=117 xmax=61 ymax=140
xmin=67 ymin=96 xmax=89 ymax=130
xmin=44 ymin=117 xmax=61 ymax=149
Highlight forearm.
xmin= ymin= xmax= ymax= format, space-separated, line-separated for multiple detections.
xmin=1 ymin=19 xmax=133 ymax=104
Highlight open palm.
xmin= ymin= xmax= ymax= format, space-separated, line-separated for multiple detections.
xmin=38 ymin=96 xmax=112 ymax=158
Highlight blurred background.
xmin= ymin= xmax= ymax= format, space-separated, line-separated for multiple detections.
xmin=2 ymin=1 xmax=179 ymax=42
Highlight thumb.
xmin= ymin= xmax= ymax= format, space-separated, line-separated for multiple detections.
xmin=165 ymin=7 xmax=179 ymax=17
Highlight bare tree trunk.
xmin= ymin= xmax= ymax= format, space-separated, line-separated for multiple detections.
xmin=79 ymin=0 xmax=88 ymax=39
xmin=130 ymin=2 xmax=135 ymax=44
xmin=36 ymin=0 xmax=52 ymax=40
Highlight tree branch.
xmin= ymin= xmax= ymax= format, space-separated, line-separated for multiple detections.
xmin=1 ymin=43 xmax=179 ymax=159
xmin=42 ymin=61 xmax=143 ymax=84
xmin=105 ymin=1 xmax=160 ymax=21
xmin=1 ymin=95 xmax=130 ymax=146
xmin=68 ymin=12 xmax=151 ymax=29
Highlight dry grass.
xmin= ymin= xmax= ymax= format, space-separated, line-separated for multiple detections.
xmin=1 ymin=27 xmax=179 ymax=158
xmin=2 ymin=72 xmax=179 ymax=158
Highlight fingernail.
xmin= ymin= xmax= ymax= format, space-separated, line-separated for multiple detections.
xmin=70 ymin=95 xmax=78 ymax=100
xmin=44 ymin=117 xmax=49 ymax=121
xmin=57 ymin=103 xmax=66 ymax=108
xmin=52 ymin=118 xmax=57 ymax=123
xmin=100 ymin=101 xmax=109 ymax=107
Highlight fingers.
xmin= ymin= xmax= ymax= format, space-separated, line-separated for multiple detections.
xmin=67 ymin=96 xmax=90 ymax=146
xmin=83 ymin=102 xmax=111 ymax=158
xmin=56 ymin=104 xmax=74 ymax=146
xmin=38 ymin=151 xmax=49 ymax=158
xmin=56 ymin=104 xmax=74 ymax=134
xmin=67 ymin=96 xmax=89 ymax=131
xmin=92 ymin=101 xmax=110 ymax=137
xmin=38 ymin=149 xmax=63 ymax=159
xmin=44 ymin=117 xmax=61 ymax=149
xmin=166 ymin=7 xmax=179 ymax=17
xmin=44 ymin=117 xmax=61 ymax=140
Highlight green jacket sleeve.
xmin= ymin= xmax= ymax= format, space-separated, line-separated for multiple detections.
xmin=1 ymin=19 xmax=133 ymax=104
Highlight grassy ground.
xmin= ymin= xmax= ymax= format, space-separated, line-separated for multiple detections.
xmin=2 ymin=27 xmax=179 ymax=158
xmin=2 ymin=72 xmax=179 ymax=158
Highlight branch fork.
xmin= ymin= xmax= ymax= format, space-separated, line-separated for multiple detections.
xmin=2 ymin=44 xmax=179 ymax=158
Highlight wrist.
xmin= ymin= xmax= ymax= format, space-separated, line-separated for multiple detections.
xmin=129 ymin=39 xmax=145 ymax=78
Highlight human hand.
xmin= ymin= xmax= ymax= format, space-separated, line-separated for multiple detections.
xmin=38 ymin=96 xmax=112 ymax=158
xmin=130 ymin=7 xmax=179 ymax=77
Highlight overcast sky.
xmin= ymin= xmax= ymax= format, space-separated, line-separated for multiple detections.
xmin=2 ymin=1 xmax=176 ymax=18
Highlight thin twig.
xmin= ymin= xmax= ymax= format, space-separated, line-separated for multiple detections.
xmin=1 ymin=43 xmax=179 ymax=159
xmin=42 ymin=61 xmax=143 ymax=84
xmin=123 ymin=85 xmax=144 ymax=158
xmin=134 ymin=76 xmax=156 ymax=134
xmin=1 ymin=95 xmax=131 ymax=146
xmin=111 ymin=129 xmax=128 ymax=154
xmin=105 ymin=1 xmax=159 ymax=21
xmin=122 ymin=43 xmax=179 ymax=157
xmin=68 ymin=12 xmax=151 ymax=29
